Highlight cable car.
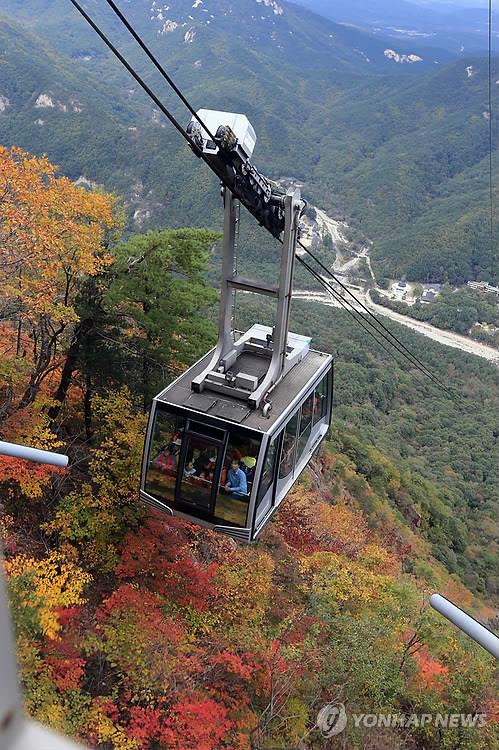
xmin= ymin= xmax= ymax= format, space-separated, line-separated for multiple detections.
xmin=140 ymin=325 xmax=332 ymax=541
xmin=140 ymin=111 xmax=333 ymax=541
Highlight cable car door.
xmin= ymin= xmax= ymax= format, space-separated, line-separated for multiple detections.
xmin=176 ymin=422 xmax=225 ymax=516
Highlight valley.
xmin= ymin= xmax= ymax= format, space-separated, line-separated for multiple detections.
xmin=0 ymin=0 xmax=497 ymax=287
xmin=0 ymin=1 xmax=498 ymax=748
xmin=297 ymin=195 xmax=499 ymax=362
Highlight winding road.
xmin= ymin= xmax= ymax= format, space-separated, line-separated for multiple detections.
xmin=365 ymin=292 xmax=499 ymax=364
xmin=299 ymin=207 xmax=499 ymax=366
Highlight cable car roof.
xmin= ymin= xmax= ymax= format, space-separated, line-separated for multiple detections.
xmin=155 ymin=344 xmax=332 ymax=435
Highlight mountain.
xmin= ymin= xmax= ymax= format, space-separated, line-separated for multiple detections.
xmin=308 ymin=58 xmax=499 ymax=283
xmin=0 ymin=1 xmax=451 ymax=233
xmin=1 ymin=7 xmax=499 ymax=747
xmin=0 ymin=0 xmax=454 ymax=74
xmin=0 ymin=0 xmax=497 ymax=285
xmin=293 ymin=0 xmax=498 ymax=55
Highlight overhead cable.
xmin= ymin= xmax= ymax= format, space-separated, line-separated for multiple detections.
xmin=299 ymin=241 xmax=453 ymax=394
xmin=102 ymin=0 xmax=217 ymax=141
xmin=68 ymin=0 xmax=456 ymax=398
xmin=296 ymin=256 xmax=450 ymax=395
xmin=68 ymin=0 xmax=193 ymax=144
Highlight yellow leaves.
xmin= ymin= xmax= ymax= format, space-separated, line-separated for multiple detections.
xmin=300 ymin=546 xmax=396 ymax=614
xmin=22 ymin=398 xmax=64 ymax=452
xmin=214 ymin=548 xmax=274 ymax=642
xmin=45 ymin=703 xmax=67 ymax=731
xmin=5 ymin=552 xmax=92 ymax=639
xmin=0 ymin=146 xmax=119 ymax=416
xmin=316 ymin=502 xmax=368 ymax=550
xmin=90 ymin=388 xmax=147 ymax=502
xmin=0 ymin=146 xmax=116 ymax=319
xmin=87 ymin=706 xmax=139 ymax=750
xmin=361 ymin=544 xmax=400 ymax=575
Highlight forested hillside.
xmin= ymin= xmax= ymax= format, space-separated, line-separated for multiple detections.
xmin=1 ymin=0 xmax=499 ymax=745
xmin=0 ymin=0 xmax=497 ymax=284
xmin=1 ymin=147 xmax=498 ymax=749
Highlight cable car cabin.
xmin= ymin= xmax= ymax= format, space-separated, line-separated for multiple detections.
xmin=140 ymin=325 xmax=333 ymax=542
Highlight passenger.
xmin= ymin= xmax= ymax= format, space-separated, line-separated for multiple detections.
xmin=225 ymin=459 xmax=248 ymax=498
xmin=220 ymin=465 xmax=228 ymax=487
xmin=164 ymin=447 xmax=178 ymax=473
xmin=240 ymin=454 xmax=256 ymax=472
xmin=231 ymin=448 xmax=242 ymax=463
xmin=200 ymin=455 xmax=217 ymax=481
xmin=240 ymin=451 xmax=257 ymax=484
xmin=167 ymin=438 xmax=182 ymax=469
xmin=152 ymin=445 xmax=169 ymax=470
xmin=183 ymin=461 xmax=196 ymax=479
xmin=192 ymin=448 xmax=204 ymax=475
xmin=280 ymin=436 xmax=295 ymax=475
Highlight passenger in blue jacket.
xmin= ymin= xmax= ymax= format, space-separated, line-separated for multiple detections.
xmin=224 ymin=459 xmax=247 ymax=497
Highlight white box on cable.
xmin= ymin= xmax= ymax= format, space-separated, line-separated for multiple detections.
xmin=191 ymin=109 xmax=257 ymax=159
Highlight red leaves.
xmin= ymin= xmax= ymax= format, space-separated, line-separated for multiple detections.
xmin=159 ymin=698 xmax=232 ymax=750
xmin=126 ymin=706 xmax=162 ymax=745
xmin=412 ymin=646 xmax=449 ymax=693
xmin=0 ymin=455 xmax=60 ymax=500
xmin=208 ymin=651 xmax=255 ymax=682
xmin=97 ymin=583 xmax=184 ymax=644
xmin=115 ymin=516 xmax=218 ymax=612
xmin=46 ymin=655 xmax=85 ymax=691
xmin=274 ymin=502 xmax=321 ymax=553
xmin=122 ymin=697 xmax=240 ymax=750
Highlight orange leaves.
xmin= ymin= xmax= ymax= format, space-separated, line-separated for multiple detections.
xmin=483 ymin=697 xmax=499 ymax=725
xmin=412 ymin=645 xmax=449 ymax=693
xmin=275 ymin=489 xmax=370 ymax=558
xmin=0 ymin=396 xmax=66 ymax=499
xmin=0 ymin=146 xmax=119 ymax=415
xmin=0 ymin=145 xmax=116 ymax=322
xmin=316 ymin=502 xmax=369 ymax=555
xmin=0 ymin=454 xmax=59 ymax=500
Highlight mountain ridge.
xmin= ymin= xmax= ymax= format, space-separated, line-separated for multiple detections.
xmin=0 ymin=2 xmax=497 ymax=284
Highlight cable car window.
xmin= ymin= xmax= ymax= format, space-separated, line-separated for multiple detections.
xmin=313 ymin=374 xmax=328 ymax=424
xmin=216 ymin=432 xmax=261 ymax=526
xmin=256 ymin=440 xmax=278 ymax=511
xmin=278 ymin=413 xmax=299 ymax=480
xmin=179 ymin=435 xmax=220 ymax=512
xmin=297 ymin=391 xmax=314 ymax=458
xmin=145 ymin=410 xmax=185 ymax=504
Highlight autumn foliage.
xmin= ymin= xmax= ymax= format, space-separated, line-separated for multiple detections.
xmin=1 ymin=148 xmax=497 ymax=750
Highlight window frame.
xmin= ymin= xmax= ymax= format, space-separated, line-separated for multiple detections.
xmin=278 ymin=411 xmax=299 ymax=482
xmin=175 ymin=422 xmax=226 ymax=517
xmin=313 ymin=371 xmax=329 ymax=426
xmin=143 ymin=404 xmax=186 ymax=506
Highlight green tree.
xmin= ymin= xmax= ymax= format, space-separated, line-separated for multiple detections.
xmin=105 ymin=228 xmax=219 ymax=405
